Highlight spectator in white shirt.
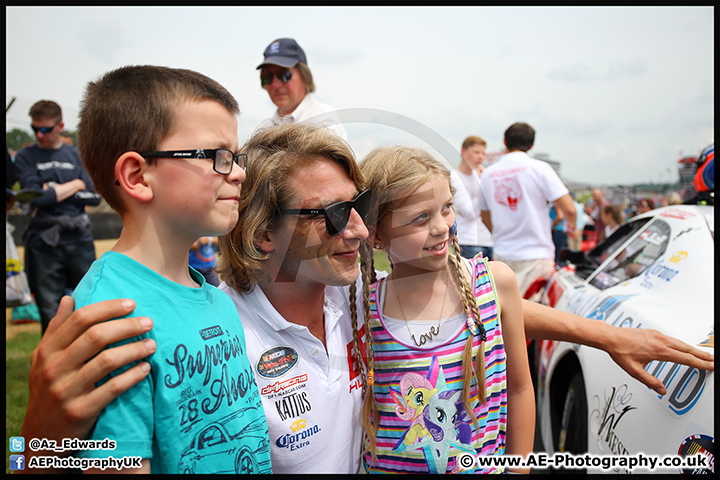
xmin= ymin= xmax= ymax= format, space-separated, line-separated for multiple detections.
xmin=450 ymin=135 xmax=494 ymax=260
xmin=478 ymin=122 xmax=576 ymax=298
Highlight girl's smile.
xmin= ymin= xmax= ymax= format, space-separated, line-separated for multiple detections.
xmin=379 ymin=176 xmax=455 ymax=276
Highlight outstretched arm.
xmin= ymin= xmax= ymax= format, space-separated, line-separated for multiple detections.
xmin=522 ymin=300 xmax=714 ymax=395
xmin=19 ymin=296 xmax=155 ymax=474
xmin=491 ymin=261 xmax=534 ymax=474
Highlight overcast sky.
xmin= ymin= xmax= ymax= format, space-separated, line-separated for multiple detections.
xmin=5 ymin=6 xmax=714 ymax=186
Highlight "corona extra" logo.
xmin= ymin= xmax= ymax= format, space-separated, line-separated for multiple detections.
xmin=275 ymin=423 xmax=321 ymax=451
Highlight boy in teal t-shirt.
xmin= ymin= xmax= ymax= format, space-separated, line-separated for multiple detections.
xmin=72 ymin=65 xmax=271 ymax=474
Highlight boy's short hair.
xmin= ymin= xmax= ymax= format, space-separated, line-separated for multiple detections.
xmin=461 ymin=135 xmax=486 ymax=151
xmin=504 ymin=122 xmax=535 ymax=152
xmin=29 ymin=100 xmax=62 ymax=121
xmin=78 ymin=65 xmax=240 ymax=213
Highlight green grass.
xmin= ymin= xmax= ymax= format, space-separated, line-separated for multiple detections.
xmin=373 ymin=249 xmax=391 ymax=274
xmin=5 ymin=329 xmax=40 ymax=474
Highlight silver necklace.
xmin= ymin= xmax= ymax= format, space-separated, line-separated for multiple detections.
xmin=393 ymin=271 xmax=449 ymax=347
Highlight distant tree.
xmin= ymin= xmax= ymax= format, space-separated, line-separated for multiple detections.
xmin=5 ymin=128 xmax=79 ymax=151
xmin=6 ymin=128 xmax=34 ymax=151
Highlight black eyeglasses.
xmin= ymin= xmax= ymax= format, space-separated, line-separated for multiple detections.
xmin=31 ymin=123 xmax=59 ymax=134
xmin=140 ymin=149 xmax=247 ymax=175
xmin=260 ymin=69 xmax=293 ymax=87
xmin=279 ymin=190 xmax=372 ymax=236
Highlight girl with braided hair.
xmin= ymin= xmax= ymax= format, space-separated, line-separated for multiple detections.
xmin=348 ymin=146 xmax=534 ymax=474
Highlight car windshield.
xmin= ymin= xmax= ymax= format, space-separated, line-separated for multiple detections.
xmin=570 ymin=217 xmax=652 ymax=279
xmin=588 ymin=218 xmax=671 ymax=290
xmin=587 ymin=217 xmax=652 ymax=267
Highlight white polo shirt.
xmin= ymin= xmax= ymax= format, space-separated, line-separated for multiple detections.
xmin=257 ymin=93 xmax=348 ymax=141
xmin=219 ymin=280 xmax=364 ymax=474
xmin=451 ymin=168 xmax=493 ymax=247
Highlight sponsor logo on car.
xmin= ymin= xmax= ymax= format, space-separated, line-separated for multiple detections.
xmin=646 ymin=361 xmax=708 ymax=416
xmin=546 ymin=278 xmax=565 ymax=308
xmin=697 ymin=328 xmax=714 ymax=348
xmin=582 ymin=294 xmax=634 ymax=323
xmin=673 ymin=227 xmax=699 ymax=240
xmin=637 ymin=229 xmax=668 ymax=245
xmin=660 ymin=208 xmax=696 ymax=220
xmin=678 ymin=434 xmax=714 ymax=475
xmin=667 ymin=250 xmax=688 ymax=263
xmin=590 ymin=384 xmax=636 ymax=457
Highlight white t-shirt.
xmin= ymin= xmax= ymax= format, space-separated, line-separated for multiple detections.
xmin=257 ymin=93 xmax=348 ymax=141
xmin=450 ymin=169 xmax=493 ymax=247
xmin=477 ymin=151 xmax=569 ymax=261
xmin=219 ymin=280 xmax=363 ymax=474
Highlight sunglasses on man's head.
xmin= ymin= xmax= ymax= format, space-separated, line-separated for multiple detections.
xmin=278 ymin=190 xmax=372 ymax=236
xmin=260 ymin=70 xmax=293 ymax=87
xmin=31 ymin=123 xmax=59 ymax=134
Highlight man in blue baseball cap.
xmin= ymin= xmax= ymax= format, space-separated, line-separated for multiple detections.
xmin=256 ymin=38 xmax=347 ymax=140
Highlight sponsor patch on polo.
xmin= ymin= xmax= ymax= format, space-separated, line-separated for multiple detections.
xmin=256 ymin=346 xmax=299 ymax=378
xmin=275 ymin=421 xmax=321 ymax=451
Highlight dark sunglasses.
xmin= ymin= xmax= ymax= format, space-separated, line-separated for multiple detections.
xmin=279 ymin=190 xmax=372 ymax=236
xmin=140 ymin=149 xmax=247 ymax=175
xmin=260 ymin=69 xmax=293 ymax=87
xmin=31 ymin=123 xmax=59 ymax=134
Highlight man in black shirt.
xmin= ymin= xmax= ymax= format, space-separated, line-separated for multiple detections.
xmin=14 ymin=100 xmax=101 ymax=334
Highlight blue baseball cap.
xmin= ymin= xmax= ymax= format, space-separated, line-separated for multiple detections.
xmin=257 ymin=38 xmax=307 ymax=69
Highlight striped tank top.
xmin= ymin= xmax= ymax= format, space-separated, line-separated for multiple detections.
xmin=363 ymin=256 xmax=508 ymax=474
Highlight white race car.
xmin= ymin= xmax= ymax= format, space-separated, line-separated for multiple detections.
xmin=534 ymin=205 xmax=714 ymax=475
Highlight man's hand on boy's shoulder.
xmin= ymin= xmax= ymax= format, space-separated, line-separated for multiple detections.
xmin=20 ymin=296 xmax=156 ymax=473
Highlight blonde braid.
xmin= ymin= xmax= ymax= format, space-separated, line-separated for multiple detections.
xmin=355 ymin=241 xmax=381 ymax=463
xmin=348 ymin=280 xmax=366 ymax=391
xmin=450 ymin=236 xmax=488 ymax=433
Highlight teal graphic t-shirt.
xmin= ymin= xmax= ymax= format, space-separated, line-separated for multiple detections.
xmin=74 ymin=252 xmax=271 ymax=474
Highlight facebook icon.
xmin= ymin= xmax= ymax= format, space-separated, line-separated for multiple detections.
xmin=10 ymin=455 xmax=25 ymax=471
